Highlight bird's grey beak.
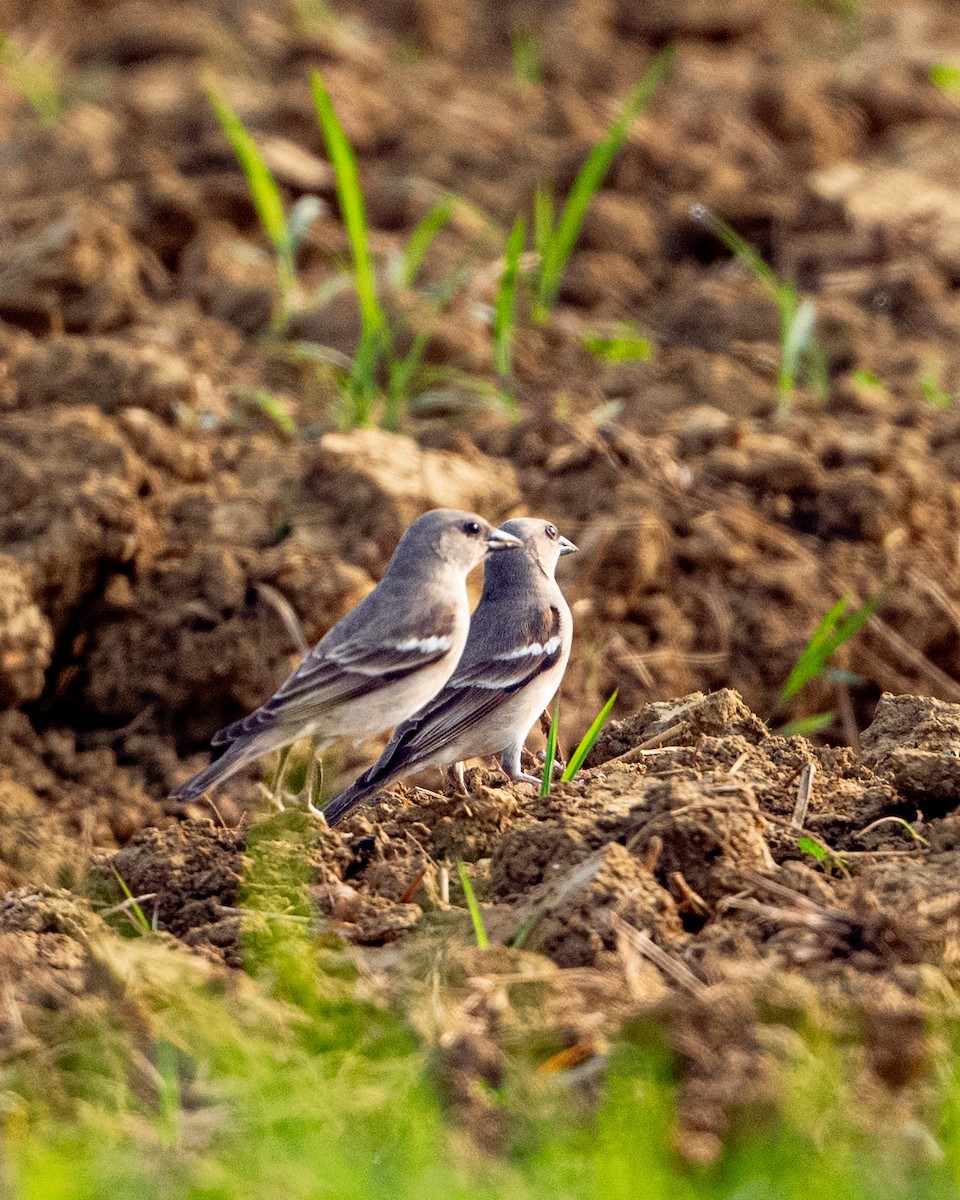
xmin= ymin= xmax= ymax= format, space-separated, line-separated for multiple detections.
xmin=486 ymin=527 xmax=523 ymax=552
xmin=558 ymin=535 xmax=578 ymax=556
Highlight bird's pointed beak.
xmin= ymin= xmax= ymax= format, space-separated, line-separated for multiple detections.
xmin=486 ymin=526 xmax=523 ymax=552
xmin=558 ymin=535 xmax=578 ymax=556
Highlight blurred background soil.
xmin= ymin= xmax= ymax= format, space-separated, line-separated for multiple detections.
xmin=4 ymin=0 xmax=960 ymax=839
xmin=5 ymin=0 xmax=960 ymax=1146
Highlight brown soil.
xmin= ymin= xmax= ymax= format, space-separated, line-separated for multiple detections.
xmin=79 ymin=688 xmax=960 ymax=1150
xmin=4 ymin=0 xmax=960 ymax=1155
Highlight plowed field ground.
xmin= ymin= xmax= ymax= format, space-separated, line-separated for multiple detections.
xmin=5 ymin=1 xmax=960 ymax=1195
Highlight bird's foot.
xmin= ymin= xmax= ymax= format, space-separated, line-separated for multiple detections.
xmin=507 ymin=771 xmax=541 ymax=787
xmin=292 ymin=789 xmax=325 ymax=819
xmin=500 ymin=744 xmax=539 ymax=788
xmin=446 ymin=761 xmax=469 ymax=797
xmin=294 ymin=736 xmax=326 ymax=818
xmin=257 ymin=782 xmax=286 ymax=812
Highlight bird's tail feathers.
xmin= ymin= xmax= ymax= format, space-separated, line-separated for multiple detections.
xmin=322 ymin=772 xmax=393 ymax=826
xmin=170 ymin=732 xmax=284 ymax=803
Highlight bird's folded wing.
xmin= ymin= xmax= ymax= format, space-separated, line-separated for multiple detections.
xmin=449 ymin=628 xmax=564 ymax=691
xmin=363 ymin=621 xmax=565 ymax=778
xmin=212 ymin=613 xmax=457 ymax=745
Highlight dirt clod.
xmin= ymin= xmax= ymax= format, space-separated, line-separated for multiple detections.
xmin=0 ymin=555 xmax=53 ymax=708
xmin=861 ymin=693 xmax=960 ymax=816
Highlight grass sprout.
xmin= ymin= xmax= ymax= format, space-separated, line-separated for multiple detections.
xmin=511 ymin=27 xmax=541 ymax=85
xmin=0 ymin=34 xmax=63 ymax=124
xmin=240 ymin=387 xmax=298 ymax=436
xmin=310 ymin=74 xmax=511 ymax=429
xmin=533 ymin=49 xmax=672 ymax=319
xmin=797 ymin=835 xmax=848 ymax=876
xmin=111 ymin=868 xmax=152 ymax=934
xmin=930 ymin=63 xmax=960 ymax=94
xmin=311 ymin=71 xmax=385 ymax=425
xmin=780 ymin=595 xmax=879 ymax=705
xmin=851 ymin=368 xmax=884 ymax=392
xmin=692 ymin=206 xmax=828 ymax=411
xmin=493 ymin=215 xmax=526 ymax=409
xmin=393 ymin=197 xmax=452 ymax=289
xmin=207 ymin=86 xmax=300 ymax=331
xmin=540 ymin=704 xmax=560 ymax=797
xmin=561 ymin=690 xmax=618 ymax=782
xmin=582 ymin=320 xmax=652 ymax=363
xmin=921 ymin=362 xmax=953 ymax=409
xmin=857 ymin=816 xmax=930 ymax=847
xmin=206 ymin=73 xmax=469 ymax=400
xmin=456 ymin=861 xmax=489 ymax=948
xmin=777 ymin=712 xmax=836 ymax=738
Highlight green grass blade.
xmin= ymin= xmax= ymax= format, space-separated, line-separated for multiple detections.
xmin=540 ymin=704 xmax=560 ymax=796
xmin=828 ymin=596 xmax=880 ymax=649
xmin=311 ymin=72 xmax=382 ymax=335
xmin=798 ymin=835 xmax=829 ymax=861
xmin=779 ymin=297 xmax=817 ymax=410
xmin=533 ymin=185 xmax=554 ymax=260
xmin=242 ymin=388 xmax=297 ymax=436
xmin=456 ymin=861 xmax=489 ymax=949
xmin=691 ymin=206 xmax=780 ymax=299
xmin=346 ymin=332 xmax=380 ymax=426
xmin=312 ymin=71 xmax=385 ymax=418
xmin=695 ymin=207 xmax=830 ymax=407
xmin=536 ymin=48 xmax=673 ymax=315
xmin=511 ymin=26 xmax=541 ymax=85
xmin=780 ymin=597 xmax=850 ymax=703
xmin=207 ymin=86 xmax=295 ymax=310
xmin=780 ymin=596 xmax=879 ymax=704
xmin=511 ymin=898 xmax=551 ymax=949
xmin=111 ymin=868 xmax=151 ymax=934
xmin=582 ymin=321 xmax=652 ymax=363
xmin=0 ymin=35 xmax=62 ymax=124
xmin=384 ymin=260 xmax=469 ymax=428
xmin=776 ymin=712 xmax=836 ymax=738
xmin=561 ymin=690 xmax=618 ymax=782
xmin=384 ymin=327 xmax=432 ymax=430
xmin=804 ymin=334 xmax=830 ymax=402
xmin=921 ymin=365 xmax=953 ymax=409
xmin=930 ymin=63 xmax=960 ymax=94
xmin=493 ymin=215 xmax=526 ymax=378
xmin=402 ymin=198 xmax=452 ymax=287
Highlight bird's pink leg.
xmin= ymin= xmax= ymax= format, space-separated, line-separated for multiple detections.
xmin=501 ymin=742 xmax=539 ymax=786
xmin=446 ymin=761 xmax=469 ymax=796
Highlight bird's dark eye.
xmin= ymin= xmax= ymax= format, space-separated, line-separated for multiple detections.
xmin=545 ymin=524 xmax=558 ymax=539
xmin=462 ymin=520 xmax=481 ymax=536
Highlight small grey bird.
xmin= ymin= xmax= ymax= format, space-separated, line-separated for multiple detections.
xmin=323 ymin=517 xmax=576 ymax=826
xmin=170 ymin=509 xmax=522 ymax=803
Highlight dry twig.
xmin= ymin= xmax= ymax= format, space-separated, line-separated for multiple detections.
xmin=611 ymin=915 xmax=708 ymax=997
xmin=791 ymin=760 xmax=816 ymax=829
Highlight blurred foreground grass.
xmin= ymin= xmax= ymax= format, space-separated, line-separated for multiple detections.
xmin=4 ymin=824 xmax=960 ymax=1199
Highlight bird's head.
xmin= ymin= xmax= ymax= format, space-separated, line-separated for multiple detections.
xmin=397 ymin=509 xmax=522 ymax=576
xmin=490 ymin=517 xmax=577 ymax=580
